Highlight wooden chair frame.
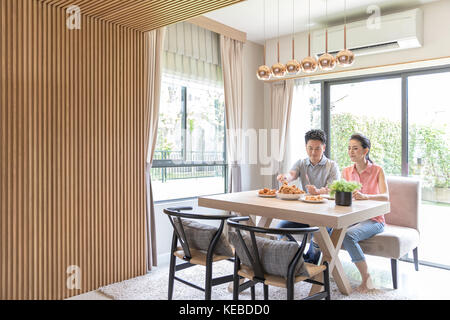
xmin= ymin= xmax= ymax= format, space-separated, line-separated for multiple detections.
xmin=227 ymin=216 xmax=331 ymax=300
xmin=163 ymin=206 xmax=236 ymax=300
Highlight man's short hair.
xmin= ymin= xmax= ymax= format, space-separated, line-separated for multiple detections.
xmin=305 ymin=129 xmax=327 ymax=145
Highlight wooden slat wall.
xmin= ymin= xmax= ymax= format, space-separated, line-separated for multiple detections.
xmin=39 ymin=0 xmax=245 ymax=33
xmin=0 ymin=0 xmax=147 ymax=299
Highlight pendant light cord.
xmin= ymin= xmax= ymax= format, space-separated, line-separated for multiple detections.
xmin=277 ymin=0 xmax=280 ymax=61
xmin=308 ymin=0 xmax=311 ymax=56
xmin=263 ymin=0 xmax=266 ymax=64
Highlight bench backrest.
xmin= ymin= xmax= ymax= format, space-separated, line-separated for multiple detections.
xmin=386 ymin=176 xmax=420 ymax=231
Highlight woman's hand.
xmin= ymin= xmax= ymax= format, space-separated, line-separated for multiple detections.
xmin=353 ymin=190 xmax=369 ymax=200
xmin=277 ymin=174 xmax=287 ymax=182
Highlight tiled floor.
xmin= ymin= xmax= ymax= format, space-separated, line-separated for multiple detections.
xmin=66 ymin=252 xmax=450 ymax=300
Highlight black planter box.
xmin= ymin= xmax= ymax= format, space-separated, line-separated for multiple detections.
xmin=335 ymin=191 xmax=352 ymax=206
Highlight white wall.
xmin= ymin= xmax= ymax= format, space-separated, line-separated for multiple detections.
xmin=265 ymin=0 xmax=450 ymax=80
xmin=154 ymin=40 xmax=267 ymax=266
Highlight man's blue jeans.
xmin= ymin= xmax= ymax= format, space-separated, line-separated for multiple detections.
xmin=276 ymin=220 xmax=332 ymax=263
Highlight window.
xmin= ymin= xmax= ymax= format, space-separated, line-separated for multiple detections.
xmin=286 ymin=82 xmax=321 ymax=167
xmin=152 ymin=75 xmax=226 ymax=201
xmin=329 ymin=78 xmax=402 ymax=175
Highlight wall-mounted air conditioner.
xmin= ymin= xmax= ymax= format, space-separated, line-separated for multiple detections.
xmin=312 ymin=8 xmax=423 ymax=57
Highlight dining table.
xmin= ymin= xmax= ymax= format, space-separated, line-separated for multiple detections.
xmin=198 ymin=190 xmax=390 ymax=296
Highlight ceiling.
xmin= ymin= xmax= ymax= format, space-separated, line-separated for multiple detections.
xmin=40 ymin=0 xmax=245 ymax=32
xmin=204 ymin=0 xmax=442 ymax=44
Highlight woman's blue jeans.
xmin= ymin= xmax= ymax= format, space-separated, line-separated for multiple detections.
xmin=342 ymin=220 xmax=385 ymax=263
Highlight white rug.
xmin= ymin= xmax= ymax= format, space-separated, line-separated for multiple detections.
xmin=98 ymin=259 xmax=411 ymax=300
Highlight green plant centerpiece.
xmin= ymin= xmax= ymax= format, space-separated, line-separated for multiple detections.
xmin=329 ymin=180 xmax=362 ymax=206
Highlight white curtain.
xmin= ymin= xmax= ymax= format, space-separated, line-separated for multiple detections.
xmin=163 ymin=21 xmax=223 ymax=84
xmin=220 ymin=35 xmax=244 ymax=193
xmin=285 ymin=78 xmax=313 ymax=171
xmin=270 ymin=80 xmax=294 ymax=188
xmin=144 ymin=27 xmax=166 ymax=272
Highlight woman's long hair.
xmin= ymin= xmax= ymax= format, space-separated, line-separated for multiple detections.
xmin=350 ymin=133 xmax=373 ymax=163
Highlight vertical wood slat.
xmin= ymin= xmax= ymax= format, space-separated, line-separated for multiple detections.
xmin=0 ymin=0 xmax=148 ymax=300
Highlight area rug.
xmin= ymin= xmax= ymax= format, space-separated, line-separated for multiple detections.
xmin=98 ymin=259 xmax=411 ymax=300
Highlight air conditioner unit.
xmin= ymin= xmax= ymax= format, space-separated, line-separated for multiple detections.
xmin=312 ymin=8 xmax=423 ymax=57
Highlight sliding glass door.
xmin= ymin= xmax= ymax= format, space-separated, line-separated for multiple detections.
xmin=407 ymin=71 xmax=450 ymax=267
xmin=322 ymin=67 xmax=450 ymax=269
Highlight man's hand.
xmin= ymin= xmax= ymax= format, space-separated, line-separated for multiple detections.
xmin=305 ymin=185 xmax=319 ymax=195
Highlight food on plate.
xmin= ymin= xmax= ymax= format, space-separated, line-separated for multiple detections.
xmin=258 ymin=188 xmax=277 ymax=195
xmin=278 ymin=182 xmax=305 ymax=195
xmin=305 ymin=195 xmax=324 ymax=201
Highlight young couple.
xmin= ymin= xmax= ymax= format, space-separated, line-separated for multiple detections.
xmin=276 ymin=129 xmax=389 ymax=292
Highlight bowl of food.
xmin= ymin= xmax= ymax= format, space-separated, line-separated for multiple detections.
xmin=276 ymin=182 xmax=305 ymax=200
xmin=301 ymin=195 xmax=327 ymax=203
xmin=258 ymin=188 xmax=277 ymax=198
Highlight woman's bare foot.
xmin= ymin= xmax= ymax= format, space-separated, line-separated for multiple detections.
xmin=356 ymin=274 xmax=375 ymax=293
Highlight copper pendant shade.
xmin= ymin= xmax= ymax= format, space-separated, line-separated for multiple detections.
xmin=271 ymin=0 xmax=286 ymax=78
xmin=286 ymin=37 xmax=301 ymax=75
xmin=286 ymin=0 xmax=301 ymax=75
xmin=271 ymin=38 xmax=287 ymax=78
xmin=337 ymin=1 xmax=355 ymax=67
xmin=257 ymin=64 xmax=272 ymax=80
xmin=301 ymin=0 xmax=318 ymax=73
xmin=286 ymin=59 xmax=301 ymax=74
xmin=301 ymin=33 xmax=318 ymax=73
xmin=318 ymin=0 xmax=336 ymax=71
xmin=256 ymin=0 xmax=271 ymax=80
xmin=318 ymin=52 xmax=336 ymax=71
xmin=257 ymin=43 xmax=272 ymax=80
xmin=336 ymin=48 xmax=355 ymax=66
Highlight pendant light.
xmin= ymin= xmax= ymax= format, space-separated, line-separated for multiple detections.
xmin=285 ymin=0 xmax=301 ymax=75
xmin=318 ymin=0 xmax=336 ymax=71
xmin=336 ymin=0 xmax=355 ymax=67
xmin=271 ymin=0 xmax=287 ymax=78
xmin=301 ymin=0 xmax=318 ymax=73
xmin=256 ymin=0 xmax=271 ymax=80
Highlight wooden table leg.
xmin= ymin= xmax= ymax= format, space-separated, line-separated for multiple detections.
xmin=309 ymin=227 xmax=352 ymax=296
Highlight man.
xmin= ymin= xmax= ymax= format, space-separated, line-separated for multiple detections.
xmin=277 ymin=129 xmax=340 ymax=264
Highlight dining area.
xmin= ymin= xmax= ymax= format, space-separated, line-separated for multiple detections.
xmin=155 ymin=169 xmax=419 ymax=300
xmin=3 ymin=0 xmax=449 ymax=305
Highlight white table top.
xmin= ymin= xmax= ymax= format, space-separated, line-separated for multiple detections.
xmin=198 ymin=190 xmax=390 ymax=228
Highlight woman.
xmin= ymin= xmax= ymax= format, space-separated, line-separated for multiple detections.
xmin=342 ymin=133 xmax=389 ymax=292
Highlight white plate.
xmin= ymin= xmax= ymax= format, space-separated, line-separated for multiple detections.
xmin=321 ymin=194 xmax=335 ymax=200
xmin=301 ymin=198 xmax=327 ymax=203
xmin=276 ymin=192 xmax=303 ymax=200
xmin=258 ymin=193 xmax=276 ymax=198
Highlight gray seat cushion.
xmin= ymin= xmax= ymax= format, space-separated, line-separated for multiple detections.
xmin=349 ymin=224 xmax=420 ymax=259
xmin=228 ymin=231 xmax=309 ymax=279
xmin=173 ymin=219 xmax=234 ymax=257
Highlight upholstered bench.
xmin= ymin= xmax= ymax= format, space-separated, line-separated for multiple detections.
xmin=354 ymin=176 xmax=421 ymax=289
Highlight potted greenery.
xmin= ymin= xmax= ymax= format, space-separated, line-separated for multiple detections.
xmin=329 ymin=180 xmax=362 ymax=206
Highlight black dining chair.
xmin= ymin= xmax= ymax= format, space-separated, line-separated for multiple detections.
xmin=163 ymin=206 xmax=236 ymax=300
xmin=227 ymin=216 xmax=331 ymax=300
